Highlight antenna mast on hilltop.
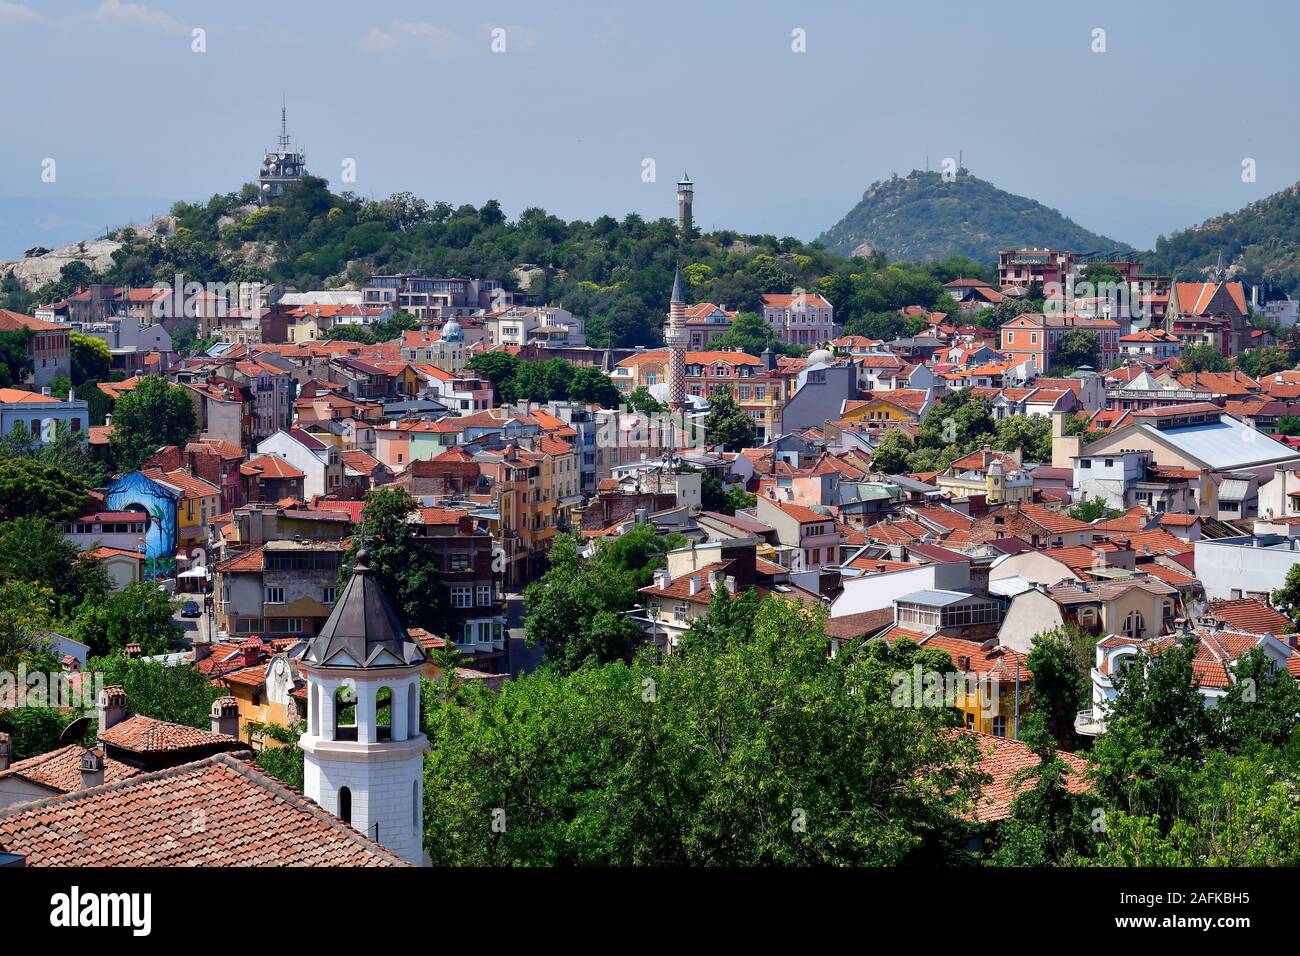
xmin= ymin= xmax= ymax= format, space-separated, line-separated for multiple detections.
xmin=279 ymin=95 xmax=290 ymax=150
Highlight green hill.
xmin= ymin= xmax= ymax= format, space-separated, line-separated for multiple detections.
xmin=817 ymin=169 xmax=1131 ymax=263
xmin=1145 ymin=182 xmax=1300 ymax=292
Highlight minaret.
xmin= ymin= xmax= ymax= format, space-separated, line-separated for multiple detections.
xmin=665 ymin=266 xmax=688 ymax=414
xmin=676 ymin=171 xmax=694 ymax=236
xmin=299 ymin=549 xmax=429 ymax=866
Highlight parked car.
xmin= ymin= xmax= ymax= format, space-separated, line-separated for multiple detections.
xmin=181 ymin=600 xmax=201 ymax=618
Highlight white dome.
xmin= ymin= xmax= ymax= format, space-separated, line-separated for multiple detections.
xmin=806 ymin=348 xmax=833 ymax=367
xmin=440 ymin=319 xmax=464 ymax=342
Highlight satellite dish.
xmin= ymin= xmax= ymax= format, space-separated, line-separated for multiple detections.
xmin=59 ymin=715 xmax=94 ymax=747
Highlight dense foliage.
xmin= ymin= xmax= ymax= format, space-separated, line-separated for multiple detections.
xmin=818 ymin=169 xmax=1130 ymax=263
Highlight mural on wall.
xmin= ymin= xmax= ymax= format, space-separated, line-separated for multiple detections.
xmin=106 ymin=471 xmax=179 ymax=580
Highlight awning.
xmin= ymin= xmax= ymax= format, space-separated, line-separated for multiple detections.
xmin=177 ymin=567 xmax=210 ymax=579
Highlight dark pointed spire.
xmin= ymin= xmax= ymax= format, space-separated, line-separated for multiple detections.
xmin=304 ymin=548 xmax=426 ymax=669
xmin=670 ymin=266 xmax=684 ymax=305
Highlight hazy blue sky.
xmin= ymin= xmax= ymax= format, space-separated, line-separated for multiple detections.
xmin=2 ymin=0 xmax=1298 ymax=259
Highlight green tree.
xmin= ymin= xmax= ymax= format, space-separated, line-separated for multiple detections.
xmin=1235 ymin=345 xmax=1292 ymax=379
xmin=1051 ymin=328 xmax=1101 ymax=373
xmin=703 ymin=389 xmax=756 ymax=451
xmin=1089 ymin=637 xmax=1218 ymax=825
xmin=1069 ymin=494 xmax=1120 ymax=523
xmin=69 ymin=330 xmax=111 ymax=385
xmin=0 ymin=457 xmax=88 ymax=523
xmin=340 ymin=487 xmax=442 ymax=632
xmin=567 ymin=366 xmax=621 ymax=406
xmin=108 ymin=375 xmax=197 ymax=471
xmin=1024 ymin=628 xmax=1089 ymax=747
xmin=0 ymin=517 xmax=108 ymax=618
xmin=0 ymin=328 xmax=33 ymax=387
xmin=870 ymin=428 xmax=916 ymax=474
xmin=993 ymin=414 xmax=1052 ymax=463
xmin=90 ymin=652 xmax=223 ymax=728
xmin=522 ymin=527 xmax=679 ymax=672
xmin=425 ymin=595 xmax=983 ymax=865
xmin=1271 ymin=563 xmax=1300 ymax=622
xmin=68 ymin=581 xmax=180 ymax=657
xmin=1215 ymin=647 xmax=1300 ymax=751
xmin=1179 ymin=344 xmax=1230 ymax=373
xmin=625 ymin=386 xmax=665 ymax=414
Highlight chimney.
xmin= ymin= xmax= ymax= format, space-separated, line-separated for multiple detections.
xmin=688 ymin=575 xmax=702 ymax=596
xmin=211 ymin=697 xmax=240 ymax=738
xmin=124 ymin=643 xmax=142 ymax=659
xmin=193 ymin=642 xmax=213 ymax=663
xmin=725 ymin=575 xmax=737 ymax=595
xmin=957 ymin=655 xmax=971 ymax=671
xmin=105 ymin=412 xmax=112 ymax=427
xmin=79 ymin=749 xmax=105 ymax=789
xmin=242 ymin=642 xmax=261 ymax=666
xmin=889 ymin=542 xmax=907 ymax=562
xmin=657 ymin=568 xmax=671 ymax=590
xmin=98 ymin=685 xmax=128 ymax=736
xmin=0 ymin=732 xmax=10 ymax=772
xmin=708 ymin=570 xmax=721 ymax=592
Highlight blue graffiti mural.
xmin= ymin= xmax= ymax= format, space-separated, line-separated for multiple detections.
xmin=106 ymin=471 xmax=179 ymax=580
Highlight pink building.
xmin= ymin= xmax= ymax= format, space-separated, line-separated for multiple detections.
xmin=761 ymin=292 xmax=836 ymax=347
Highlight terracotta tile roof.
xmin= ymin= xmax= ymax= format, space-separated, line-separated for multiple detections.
xmin=1018 ymin=502 xmax=1091 ymax=534
xmin=1091 ymin=507 xmax=1151 ymax=533
xmin=918 ymin=634 xmax=1031 ymax=681
xmin=1157 ymin=512 xmax=1201 ymax=528
xmin=1208 ymin=598 xmax=1294 ymax=635
xmin=961 ymin=731 xmax=1088 ymax=823
xmin=0 ymin=309 xmax=63 ymax=332
xmin=824 ymin=608 xmax=895 ymax=640
xmin=0 ymin=753 xmax=406 ymax=866
xmin=1139 ymin=562 xmax=1198 ymax=588
xmin=1114 ymin=529 xmax=1195 ymax=557
xmin=0 ymin=745 xmax=141 ymax=794
xmin=240 ymin=454 xmax=305 ymax=480
xmin=214 ymin=546 xmax=265 ymax=573
xmin=98 ymin=714 xmax=249 ymax=755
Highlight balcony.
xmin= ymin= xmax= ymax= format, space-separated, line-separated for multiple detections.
xmin=1074 ymin=708 xmax=1104 ymax=737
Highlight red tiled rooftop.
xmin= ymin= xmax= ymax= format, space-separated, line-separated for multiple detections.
xmin=0 ymin=753 xmax=406 ymax=866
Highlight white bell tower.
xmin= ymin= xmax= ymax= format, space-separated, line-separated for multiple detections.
xmin=299 ymin=549 xmax=429 ymax=866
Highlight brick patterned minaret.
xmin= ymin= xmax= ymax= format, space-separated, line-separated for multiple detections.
xmin=665 ymin=267 xmax=688 ymax=414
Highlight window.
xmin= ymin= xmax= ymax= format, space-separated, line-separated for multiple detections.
xmin=265 ymin=587 xmax=285 ymax=604
xmin=450 ymin=586 xmax=473 ymax=608
xmin=339 ymin=787 xmax=352 ymax=825
xmin=1123 ymin=610 xmax=1145 ymax=639
xmin=476 ymin=585 xmax=492 ymax=606
xmin=323 ymin=587 xmax=337 ymax=604
xmin=965 ymin=712 xmax=975 ymax=729
xmin=1080 ymin=459 xmax=1091 ymax=469
xmin=449 ymin=553 xmax=471 ymax=571
xmin=992 ymin=715 xmax=1007 ymax=738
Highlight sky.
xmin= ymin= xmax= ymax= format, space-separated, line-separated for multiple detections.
xmin=2 ymin=0 xmax=1299 ymax=260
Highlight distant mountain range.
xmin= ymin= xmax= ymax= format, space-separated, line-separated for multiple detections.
xmin=1144 ymin=182 xmax=1300 ymax=292
xmin=817 ymin=169 xmax=1132 ymax=264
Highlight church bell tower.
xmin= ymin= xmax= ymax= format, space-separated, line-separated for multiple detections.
xmin=299 ymin=549 xmax=429 ymax=866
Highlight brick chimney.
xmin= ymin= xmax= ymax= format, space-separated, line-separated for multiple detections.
xmin=242 ymin=642 xmax=261 ymax=667
xmin=124 ymin=643 xmax=142 ymax=659
xmin=0 ymin=732 xmax=10 ymax=772
xmin=193 ymin=642 xmax=213 ymax=663
xmin=79 ymin=749 xmax=105 ymax=789
xmin=210 ymin=697 xmax=240 ymax=738
xmin=98 ymin=685 xmax=128 ymax=736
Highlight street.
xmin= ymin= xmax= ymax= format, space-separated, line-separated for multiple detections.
xmin=506 ymin=590 xmax=543 ymax=677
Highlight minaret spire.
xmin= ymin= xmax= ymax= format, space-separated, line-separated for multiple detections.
xmin=665 ymin=264 xmax=688 ymax=415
